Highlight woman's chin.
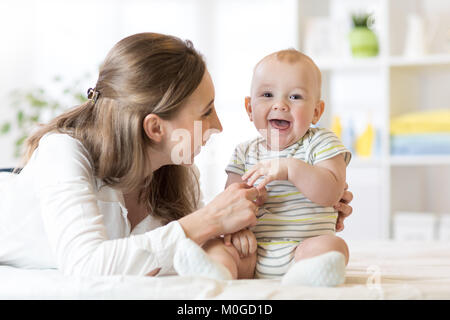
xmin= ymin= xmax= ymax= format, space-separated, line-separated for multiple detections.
xmin=193 ymin=146 xmax=202 ymax=158
xmin=180 ymin=162 xmax=194 ymax=167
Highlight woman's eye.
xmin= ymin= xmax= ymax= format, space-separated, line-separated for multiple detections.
xmin=203 ymin=109 xmax=213 ymax=117
xmin=290 ymin=94 xmax=303 ymax=100
xmin=262 ymin=92 xmax=273 ymax=98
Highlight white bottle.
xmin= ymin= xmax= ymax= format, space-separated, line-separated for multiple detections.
xmin=404 ymin=14 xmax=427 ymax=57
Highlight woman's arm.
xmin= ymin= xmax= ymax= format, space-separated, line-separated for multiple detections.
xmin=35 ymin=134 xmax=261 ymax=276
xmin=179 ymin=182 xmax=260 ymax=245
xmin=34 ymin=134 xmax=190 ymax=276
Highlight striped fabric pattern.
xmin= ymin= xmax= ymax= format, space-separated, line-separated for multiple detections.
xmin=225 ymin=127 xmax=351 ymax=278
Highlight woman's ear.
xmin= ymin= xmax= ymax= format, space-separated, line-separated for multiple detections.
xmin=245 ymin=96 xmax=253 ymax=122
xmin=312 ymin=100 xmax=325 ymax=125
xmin=143 ymin=113 xmax=165 ymax=143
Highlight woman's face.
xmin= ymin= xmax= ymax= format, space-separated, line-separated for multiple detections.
xmin=164 ymin=70 xmax=223 ymax=165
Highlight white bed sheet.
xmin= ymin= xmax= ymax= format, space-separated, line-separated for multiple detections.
xmin=1 ymin=240 xmax=450 ymax=300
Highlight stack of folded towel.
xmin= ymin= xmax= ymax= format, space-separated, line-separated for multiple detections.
xmin=390 ymin=109 xmax=450 ymax=155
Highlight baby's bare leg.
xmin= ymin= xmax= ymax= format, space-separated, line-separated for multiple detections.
xmin=203 ymin=238 xmax=257 ymax=279
xmin=295 ymin=234 xmax=349 ymax=265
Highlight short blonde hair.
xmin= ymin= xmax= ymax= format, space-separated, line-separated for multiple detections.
xmin=254 ymin=48 xmax=322 ymax=100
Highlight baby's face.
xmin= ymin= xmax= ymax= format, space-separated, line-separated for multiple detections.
xmin=246 ymin=57 xmax=323 ymax=150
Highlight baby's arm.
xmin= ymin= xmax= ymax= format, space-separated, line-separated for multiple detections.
xmin=242 ymin=155 xmax=346 ymax=207
xmin=225 ymin=172 xmax=244 ymax=189
xmin=287 ymin=154 xmax=346 ymax=207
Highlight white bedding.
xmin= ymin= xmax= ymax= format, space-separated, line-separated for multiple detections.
xmin=1 ymin=240 xmax=449 ymax=300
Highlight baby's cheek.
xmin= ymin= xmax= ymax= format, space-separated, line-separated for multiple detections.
xmin=253 ymin=116 xmax=267 ymax=128
xmin=294 ymin=113 xmax=313 ymax=131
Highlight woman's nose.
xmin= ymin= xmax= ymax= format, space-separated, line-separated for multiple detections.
xmin=215 ymin=116 xmax=223 ymax=133
xmin=202 ymin=114 xmax=223 ymax=145
xmin=211 ymin=113 xmax=223 ymax=133
xmin=209 ymin=114 xmax=223 ymax=133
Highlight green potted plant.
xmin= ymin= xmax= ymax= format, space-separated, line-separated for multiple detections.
xmin=349 ymin=12 xmax=379 ymax=57
xmin=0 ymin=74 xmax=89 ymax=158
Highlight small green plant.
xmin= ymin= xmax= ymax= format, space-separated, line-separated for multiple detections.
xmin=351 ymin=12 xmax=375 ymax=28
xmin=349 ymin=12 xmax=379 ymax=57
xmin=0 ymin=74 xmax=90 ymax=158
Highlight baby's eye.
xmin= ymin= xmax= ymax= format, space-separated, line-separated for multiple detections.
xmin=262 ymin=92 xmax=273 ymax=98
xmin=290 ymin=94 xmax=303 ymax=100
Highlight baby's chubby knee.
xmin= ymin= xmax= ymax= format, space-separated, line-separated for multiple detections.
xmin=319 ymin=234 xmax=348 ymax=249
xmin=327 ymin=235 xmax=349 ymax=261
xmin=295 ymin=234 xmax=349 ymax=264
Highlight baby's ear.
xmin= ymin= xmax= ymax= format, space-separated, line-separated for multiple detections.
xmin=312 ymin=100 xmax=325 ymax=125
xmin=245 ymin=96 xmax=253 ymax=121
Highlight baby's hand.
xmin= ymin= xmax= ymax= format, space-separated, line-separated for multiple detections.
xmin=224 ymin=229 xmax=257 ymax=258
xmin=242 ymin=158 xmax=290 ymax=191
xmin=254 ymin=185 xmax=268 ymax=207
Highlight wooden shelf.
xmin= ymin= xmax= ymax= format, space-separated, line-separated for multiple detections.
xmin=299 ymin=0 xmax=450 ymax=242
xmin=389 ymin=155 xmax=450 ymax=166
xmin=349 ymin=156 xmax=383 ymax=167
xmin=389 ymin=54 xmax=450 ymax=68
xmin=315 ymin=54 xmax=450 ymax=71
xmin=348 ymin=155 xmax=450 ymax=167
xmin=316 ymin=57 xmax=383 ymax=71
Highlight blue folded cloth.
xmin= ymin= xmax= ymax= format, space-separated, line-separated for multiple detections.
xmin=390 ymin=133 xmax=450 ymax=155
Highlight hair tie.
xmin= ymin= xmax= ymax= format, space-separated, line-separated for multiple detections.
xmin=87 ymin=88 xmax=100 ymax=104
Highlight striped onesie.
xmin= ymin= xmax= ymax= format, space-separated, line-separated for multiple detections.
xmin=225 ymin=127 xmax=351 ymax=279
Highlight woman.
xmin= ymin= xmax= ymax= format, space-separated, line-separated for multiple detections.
xmin=0 ymin=33 xmax=353 ymax=277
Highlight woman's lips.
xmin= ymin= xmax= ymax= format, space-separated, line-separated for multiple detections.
xmin=269 ymin=119 xmax=291 ymax=130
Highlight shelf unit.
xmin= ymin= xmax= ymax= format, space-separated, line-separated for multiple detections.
xmin=298 ymin=0 xmax=450 ymax=241
xmin=316 ymin=54 xmax=450 ymax=70
xmin=390 ymin=155 xmax=450 ymax=167
xmin=389 ymin=54 xmax=450 ymax=67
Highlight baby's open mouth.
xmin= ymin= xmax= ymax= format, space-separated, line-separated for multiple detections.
xmin=269 ymin=119 xmax=291 ymax=130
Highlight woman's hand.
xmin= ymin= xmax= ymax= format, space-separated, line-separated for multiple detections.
xmin=333 ymin=182 xmax=354 ymax=232
xmin=224 ymin=229 xmax=257 ymax=258
xmin=179 ymin=182 xmax=260 ymax=245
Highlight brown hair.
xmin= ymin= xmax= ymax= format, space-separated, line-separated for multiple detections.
xmin=22 ymin=32 xmax=204 ymax=224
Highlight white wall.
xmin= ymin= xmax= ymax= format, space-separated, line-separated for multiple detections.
xmin=195 ymin=0 xmax=300 ymax=202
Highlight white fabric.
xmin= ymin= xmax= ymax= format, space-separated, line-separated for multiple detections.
xmin=0 ymin=133 xmax=191 ymax=276
xmin=281 ymin=251 xmax=346 ymax=287
xmin=1 ymin=241 xmax=449 ymax=299
xmin=173 ymin=238 xmax=232 ymax=280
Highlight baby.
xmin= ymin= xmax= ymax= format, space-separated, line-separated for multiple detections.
xmin=174 ymin=49 xmax=351 ymax=287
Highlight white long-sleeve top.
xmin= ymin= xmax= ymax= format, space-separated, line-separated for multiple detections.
xmin=0 ymin=133 xmax=200 ymax=276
